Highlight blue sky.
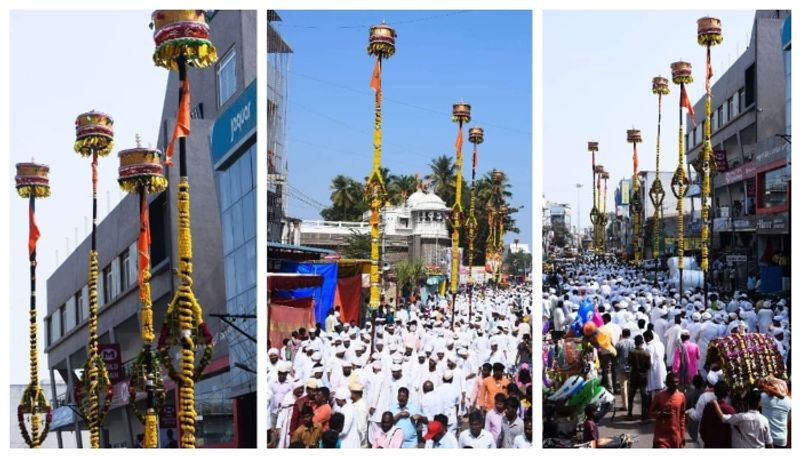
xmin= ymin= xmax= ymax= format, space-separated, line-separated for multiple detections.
xmin=544 ymin=10 xmax=756 ymax=232
xmin=273 ymin=10 xmax=532 ymax=245
xmin=9 ymin=11 xmax=167 ymax=383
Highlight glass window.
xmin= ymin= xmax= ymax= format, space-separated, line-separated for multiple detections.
xmin=59 ymin=305 xmax=66 ymax=337
xmin=232 ymin=199 xmax=244 ymax=247
xmin=738 ymin=88 xmax=745 ymax=112
xmin=120 ymin=250 xmax=131 ymax=291
xmin=217 ymin=49 xmax=237 ymax=107
xmin=235 ymin=245 xmax=249 ymax=295
xmin=224 ymin=254 xmax=236 ymax=300
xmin=75 ymin=291 xmax=83 ymax=325
xmin=217 ymin=171 xmax=230 ymax=211
xmin=222 ymin=208 xmax=234 ymax=255
xmin=763 ymin=167 xmax=790 ymax=208
xmin=717 ymin=106 xmax=724 ymax=127
xmin=244 ymin=238 xmax=257 ymax=291
xmin=103 ymin=265 xmax=113 ymax=305
xmin=46 ymin=317 xmax=52 ymax=346
xmin=242 ymin=190 xmax=255 ymax=242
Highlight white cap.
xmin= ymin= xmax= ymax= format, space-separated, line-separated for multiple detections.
xmin=268 ymin=348 xmax=279 ymax=356
xmin=334 ymin=388 xmax=350 ymax=401
xmin=443 ymin=370 xmax=454 ymax=381
xmin=391 ymin=364 xmax=402 ymax=371
xmin=707 ymin=371 xmax=720 ymax=386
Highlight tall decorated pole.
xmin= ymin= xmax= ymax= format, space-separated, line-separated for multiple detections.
xmin=489 ymin=170 xmax=504 ymax=283
xmin=627 ymin=129 xmax=643 ymax=264
xmin=450 ymin=102 xmax=471 ymax=304
xmin=698 ymin=16 xmax=722 ymax=306
xmin=118 ymin=137 xmax=168 ymax=448
xmin=602 ymin=171 xmax=610 ymax=242
xmin=15 ymin=163 xmax=53 ymax=448
xmin=497 ymin=203 xmax=508 ymax=283
xmin=151 ymin=10 xmax=218 ymax=448
xmin=588 ymin=142 xmax=600 ymax=254
xmin=650 ymin=76 xmax=669 ymax=261
xmin=670 ymin=60 xmax=695 ymax=297
xmin=466 ymin=126 xmax=483 ymax=321
xmin=485 ymin=201 xmax=496 ymax=282
xmin=73 ymin=110 xmax=115 ymax=448
xmin=366 ymin=22 xmax=396 ymax=312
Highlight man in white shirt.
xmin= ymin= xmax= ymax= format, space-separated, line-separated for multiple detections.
xmin=708 ymin=389 xmax=773 ymax=448
xmin=458 ymin=411 xmax=496 ymax=448
xmin=513 ymin=414 xmax=532 ymax=448
xmin=423 ymin=418 xmax=458 ymax=448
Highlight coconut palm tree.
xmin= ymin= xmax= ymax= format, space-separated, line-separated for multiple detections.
xmin=426 ymin=155 xmax=456 ymax=205
xmin=389 ymin=174 xmax=419 ymax=206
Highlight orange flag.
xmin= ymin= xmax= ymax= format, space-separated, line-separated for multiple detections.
xmin=165 ymin=77 xmax=191 ymax=166
xmin=455 ymin=128 xmax=464 ymax=162
xmin=681 ymin=85 xmax=697 ymax=128
xmin=28 ymin=203 xmax=39 ymax=256
xmin=138 ymin=196 xmax=150 ymax=300
xmin=369 ymin=59 xmax=381 ymax=92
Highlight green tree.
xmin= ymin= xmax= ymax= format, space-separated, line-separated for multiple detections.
xmin=394 ymin=259 xmax=425 ymax=298
xmin=341 ymin=229 xmax=371 ymax=259
xmin=505 ymin=250 xmax=532 ymax=277
xmin=426 ymin=155 xmax=456 ymax=205
xmin=322 ymin=175 xmax=367 ymax=221
xmin=389 ymin=174 xmax=419 ymax=206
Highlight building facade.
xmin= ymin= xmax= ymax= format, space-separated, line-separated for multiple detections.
xmin=685 ymin=10 xmax=790 ymax=287
xmin=267 ymin=11 xmax=293 ymax=244
xmin=44 ymin=10 xmax=256 ymax=448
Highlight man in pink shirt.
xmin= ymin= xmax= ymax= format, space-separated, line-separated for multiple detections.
xmin=484 ymin=393 xmax=506 ymax=446
xmin=672 ymin=330 xmax=700 ymax=388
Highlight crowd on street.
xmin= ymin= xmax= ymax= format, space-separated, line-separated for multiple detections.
xmin=268 ymin=284 xmax=533 ymax=448
xmin=543 ymin=258 xmax=791 ymax=448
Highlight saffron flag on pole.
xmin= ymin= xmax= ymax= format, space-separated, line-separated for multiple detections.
xmin=165 ymin=77 xmax=191 ymax=166
xmin=681 ymin=85 xmax=697 ymax=128
xmin=28 ymin=202 xmax=39 ymax=256
xmin=138 ymin=196 xmax=150 ymax=300
xmin=369 ymin=59 xmax=381 ymax=92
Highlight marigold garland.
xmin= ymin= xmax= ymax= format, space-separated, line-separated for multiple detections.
xmin=74 ymin=137 xmax=114 ymax=158
xmin=153 ymin=40 xmax=218 ymax=71
xmin=157 ymin=180 xmax=214 ymax=448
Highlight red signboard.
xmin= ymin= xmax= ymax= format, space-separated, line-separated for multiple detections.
xmin=98 ymin=343 xmax=122 ymax=384
xmin=160 ymin=404 xmax=178 ymax=429
xmin=714 ymin=149 xmax=729 ymax=172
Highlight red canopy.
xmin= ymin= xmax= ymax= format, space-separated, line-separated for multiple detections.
xmin=267 ymin=273 xmax=323 ymax=291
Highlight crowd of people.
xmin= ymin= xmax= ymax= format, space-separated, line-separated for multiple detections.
xmin=267 ymin=284 xmax=533 ymax=448
xmin=543 ymin=258 xmax=791 ymax=448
